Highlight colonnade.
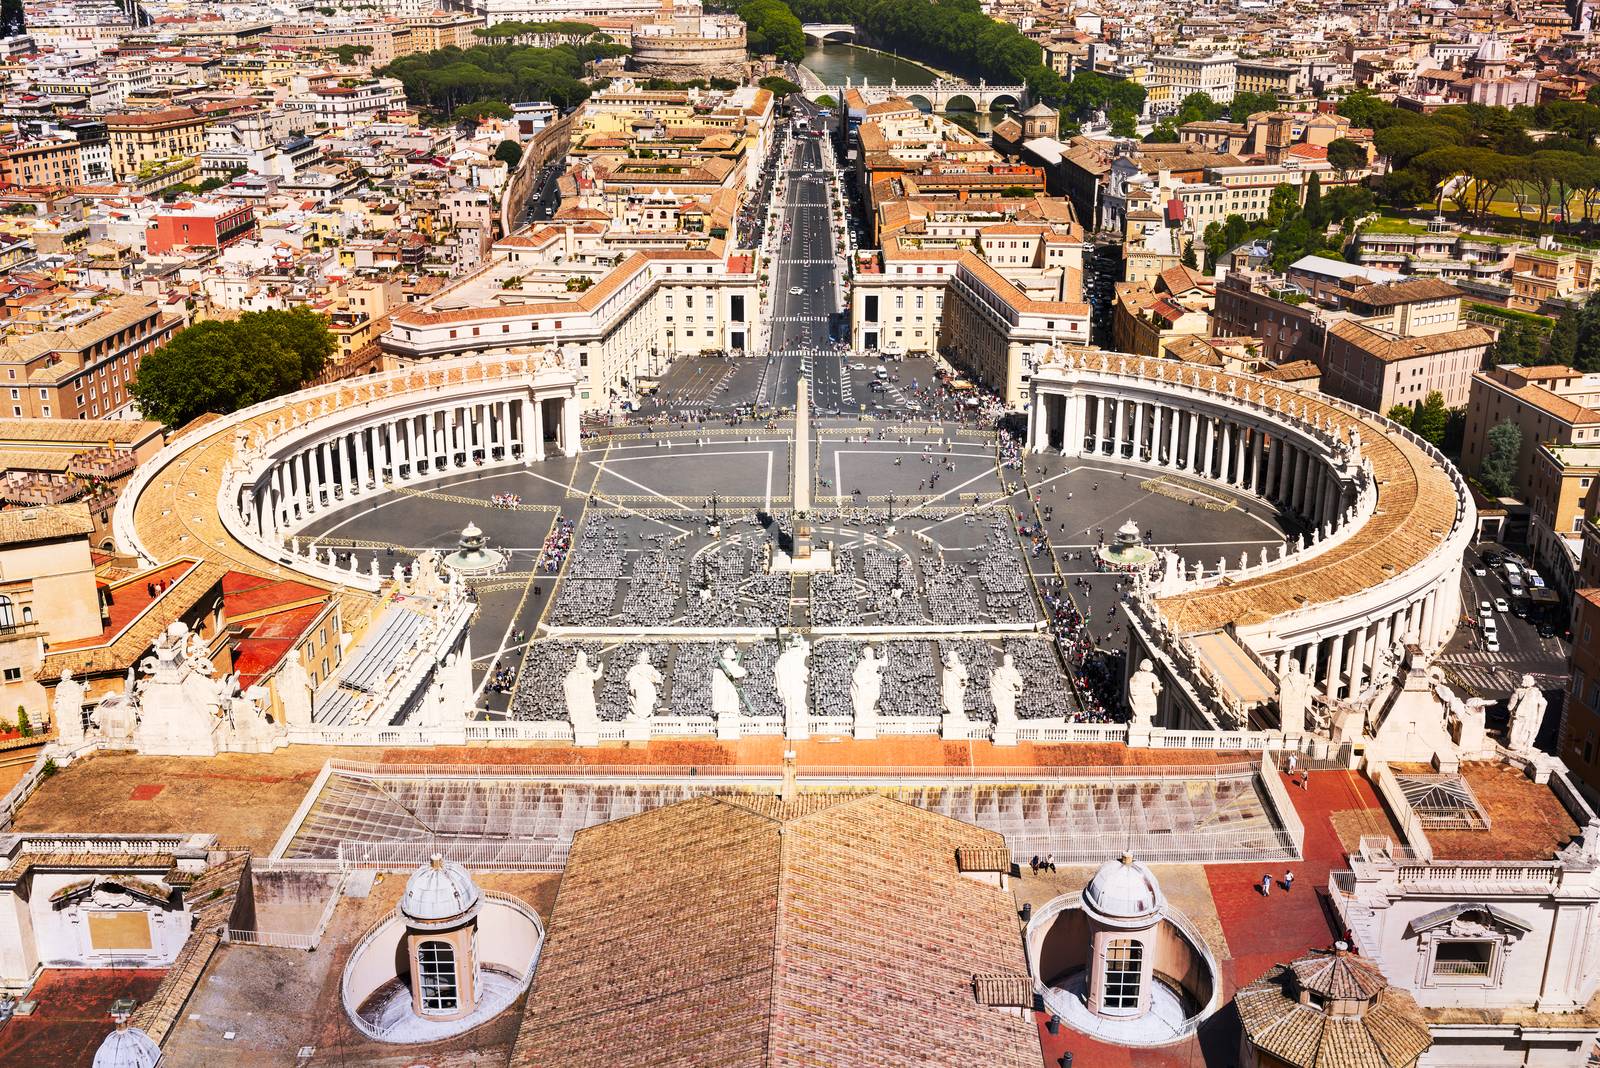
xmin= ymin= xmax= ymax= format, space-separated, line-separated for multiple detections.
xmin=1027 ymin=378 xmax=1467 ymax=709
xmin=1270 ymin=577 xmax=1458 ymax=702
xmin=1030 ymin=391 xmax=1353 ymax=538
xmin=242 ymin=392 xmax=576 ymax=539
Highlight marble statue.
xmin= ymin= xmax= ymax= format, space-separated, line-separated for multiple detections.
xmin=91 ymin=691 xmax=138 ymax=746
xmin=131 ymin=622 xmax=228 ymax=756
xmin=1277 ymin=659 xmax=1315 ymax=735
xmin=1127 ymin=658 xmax=1162 ymax=728
xmin=625 ymin=651 xmax=662 ymax=721
xmin=941 ymin=650 xmax=969 ymax=720
xmin=851 ymin=645 xmax=883 ymax=728
xmin=53 ymin=668 xmax=86 ymax=746
xmin=711 ymin=645 xmax=747 ymax=718
xmin=990 ymin=652 xmax=1023 ymax=728
xmin=563 ymin=651 xmax=604 ymax=734
xmin=775 ymin=635 xmax=811 ymax=738
xmin=1506 ymin=674 xmax=1548 ymax=753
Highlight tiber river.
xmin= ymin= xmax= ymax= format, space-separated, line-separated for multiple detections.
xmin=800 ymin=41 xmax=997 ymax=132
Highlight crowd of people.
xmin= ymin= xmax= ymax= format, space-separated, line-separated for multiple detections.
xmin=537 ymin=516 xmax=575 ymax=575
xmin=489 ymin=492 xmax=522 ymax=509
xmin=1041 ymin=580 xmax=1128 ymax=724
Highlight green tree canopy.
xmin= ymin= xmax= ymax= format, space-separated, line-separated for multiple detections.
xmin=759 ymin=75 xmax=802 ymax=97
xmin=739 ymin=0 xmax=804 ymax=62
xmin=1386 ymin=404 xmax=1413 ymax=429
xmin=131 ymin=309 xmax=334 ymax=429
xmin=1228 ymin=90 xmax=1277 ymax=121
xmin=1325 ymin=137 xmax=1367 ymax=176
xmin=494 ymin=138 xmax=524 ymax=167
xmin=1546 ymin=291 xmax=1600 ymax=372
xmin=1414 ymin=390 xmax=1448 ymax=446
xmin=1480 ymin=419 xmax=1522 ymax=498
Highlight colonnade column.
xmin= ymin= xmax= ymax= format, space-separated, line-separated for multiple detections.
xmin=1324 ymin=632 xmax=1345 ymax=698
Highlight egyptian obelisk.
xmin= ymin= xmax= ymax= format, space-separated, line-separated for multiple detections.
xmin=792 ymin=375 xmax=813 ymax=561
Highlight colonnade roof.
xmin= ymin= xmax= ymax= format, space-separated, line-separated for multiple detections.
xmin=1046 ymin=352 xmax=1463 ymax=636
xmin=123 ymin=357 xmax=566 ymax=628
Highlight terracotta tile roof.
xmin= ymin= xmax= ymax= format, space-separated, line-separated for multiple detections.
xmin=1327 ymin=320 xmax=1492 ymax=363
xmin=1347 ymin=278 xmax=1462 ymax=305
xmin=0 ymin=502 xmax=93 ymax=545
xmin=509 ymin=794 xmax=1037 ymax=1068
xmin=1074 ymin=353 xmax=1465 ymax=634
xmin=1261 ymin=359 xmax=1322 ymax=381
xmin=41 ymin=559 xmax=227 ymax=679
xmin=1237 ymin=952 xmax=1431 ymax=1068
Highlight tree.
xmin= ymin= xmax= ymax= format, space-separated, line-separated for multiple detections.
xmin=1302 ymin=172 xmax=1323 ymax=226
xmin=759 ymin=75 xmax=801 ymax=97
xmin=15 ymin=706 xmax=28 ymax=738
xmin=1325 ymin=137 xmax=1366 ymax=178
xmin=0 ymin=0 xmax=23 ymax=37
xmin=1491 ymin=320 xmax=1543 ymax=365
xmin=1386 ymin=404 xmax=1413 ymax=429
xmin=1414 ymin=390 xmax=1448 ymax=446
xmin=738 ymin=0 xmax=804 ymax=62
xmin=1181 ymin=241 xmax=1197 ymax=268
xmin=1229 ymin=90 xmax=1277 ymax=121
xmin=454 ymin=101 xmax=512 ymax=123
xmin=1109 ymin=106 xmax=1137 ymax=138
xmin=494 ymin=139 xmax=523 ymax=167
xmin=1546 ymin=293 xmax=1600 ymax=371
xmin=1480 ymin=419 xmax=1522 ymax=498
xmin=1267 ymin=182 xmax=1300 ymax=227
xmin=1176 ymin=92 xmax=1224 ymax=124
xmin=132 ymin=309 xmax=334 ymax=428
xmin=1589 ymin=85 xmax=1600 ymax=107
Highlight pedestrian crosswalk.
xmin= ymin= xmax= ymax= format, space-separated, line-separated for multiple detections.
xmin=769 ymin=315 xmax=830 ymax=322
xmin=1434 ymin=653 xmax=1565 ymax=696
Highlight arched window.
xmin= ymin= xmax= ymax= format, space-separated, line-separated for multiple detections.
xmin=1103 ymin=939 xmax=1143 ymax=1010
xmin=0 ymin=596 xmax=14 ymax=630
xmin=417 ymin=939 xmax=458 ymax=1013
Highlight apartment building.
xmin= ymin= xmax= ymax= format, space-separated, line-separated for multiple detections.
xmin=0 ymin=140 xmax=82 ymax=190
xmin=0 ymin=296 xmax=181 ymax=420
xmin=104 ymin=107 xmax=207 ymax=180
xmin=1461 ymin=366 xmax=1600 ymax=497
xmin=1150 ymin=51 xmax=1238 ymax=105
xmin=1527 ymin=443 xmax=1600 ymax=593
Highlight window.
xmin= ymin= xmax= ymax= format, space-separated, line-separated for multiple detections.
xmin=1 ymin=667 xmax=17 ymax=682
xmin=1433 ymin=940 xmax=1494 ymax=978
xmin=0 ymin=596 xmax=13 ymax=629
xmin=1102 ymin=939 xmax=1143 ymax=1010
xmin=418 ymin=940 xmax=459 ymax=1012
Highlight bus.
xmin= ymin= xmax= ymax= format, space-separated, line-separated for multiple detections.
xmin=794 ymin=117 xmax=809 ymax=133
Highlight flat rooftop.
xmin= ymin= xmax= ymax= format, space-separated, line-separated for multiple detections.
xmin=13 ymin=740 xmax=1253 ymax=854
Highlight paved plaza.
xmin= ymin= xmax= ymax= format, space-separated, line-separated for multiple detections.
xmin=295 ymin=415 xmax=1294 ymax=723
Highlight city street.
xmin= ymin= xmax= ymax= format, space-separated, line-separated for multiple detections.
xmin=1436 ymin=544 xmax=1570 ymax=698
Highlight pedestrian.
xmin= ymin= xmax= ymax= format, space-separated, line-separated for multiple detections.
xmin=1030 ymin=856 xmax=1040 ymax=873
xmin=1301 ymin=770 xmax=1311 ymax=790
xmin=1286 ymin=752 xmax=1298 ymax=776
xmin=1284 ymin=871 xmax=1295 ymax=893
xmin=1260 ymin=873 xmax=1272 ymax=897
xmin=1047 ymin=853 xmax=1057 ymax=873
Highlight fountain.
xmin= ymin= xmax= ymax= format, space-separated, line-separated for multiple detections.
xmin=442 ymin=522 xmax=506 ymax=577
xmin=1098 ymin=519 xmax=1155 ymax=569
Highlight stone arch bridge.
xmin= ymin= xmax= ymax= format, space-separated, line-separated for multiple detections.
xmin=827 ymin=79 xmax=1029 ymax=115
xmin=801 ymin=22 xmax=857 ymax=42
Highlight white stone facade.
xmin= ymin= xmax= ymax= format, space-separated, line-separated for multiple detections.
xmin=1026 ymin=350 xmax=1473 ymax=730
